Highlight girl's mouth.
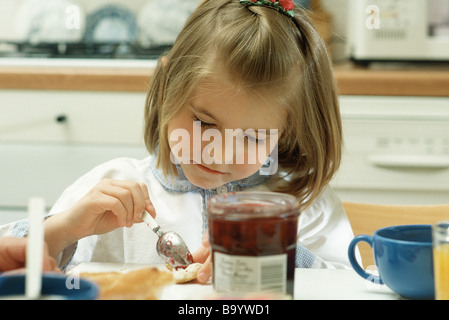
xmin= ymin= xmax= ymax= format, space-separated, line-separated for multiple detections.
xmin=191 ymin=161 xmax=226 ymax=175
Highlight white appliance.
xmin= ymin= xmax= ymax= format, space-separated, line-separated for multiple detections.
xmin=332 ymin=96 xmax=449 ymax=205
xmin=348 ymin=0 xmax=449 ymax=63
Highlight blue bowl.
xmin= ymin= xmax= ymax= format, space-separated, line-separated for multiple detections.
xmin=0 ymin=274 xmax=98 ymax=300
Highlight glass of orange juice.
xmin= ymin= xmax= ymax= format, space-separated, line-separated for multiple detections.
xmin=433 ymin=221 xmax=449 ymax=300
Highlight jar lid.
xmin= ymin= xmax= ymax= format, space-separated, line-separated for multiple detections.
xmin=207 ymin=191 xmax=300 ymax=220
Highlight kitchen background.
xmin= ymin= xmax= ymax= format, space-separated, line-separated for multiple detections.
xmin=0 ymin=0 xmax=448 ymax=225
xmin=0 ymin=0 xmax=347 ymax=60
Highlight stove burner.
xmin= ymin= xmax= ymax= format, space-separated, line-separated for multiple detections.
xmin=0 ymin=41 xmax=172 ymax=60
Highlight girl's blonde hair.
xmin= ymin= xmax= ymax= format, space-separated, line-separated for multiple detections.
xmin=144 ymin=0 xmax=342 ymax=209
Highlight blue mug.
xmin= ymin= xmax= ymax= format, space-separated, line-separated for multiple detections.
xmin=348 ymin=224 xmax=434 ymax=300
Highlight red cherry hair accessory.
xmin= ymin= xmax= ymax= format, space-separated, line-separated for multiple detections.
xmin=240 ymin=0 xmax=295 ymax=18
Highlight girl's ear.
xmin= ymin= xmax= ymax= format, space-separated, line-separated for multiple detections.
xmin=160 ymin=56 xmax=168 ymax=67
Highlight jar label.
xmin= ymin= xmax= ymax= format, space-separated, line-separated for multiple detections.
xmin=213 ymin=252 xmax=287 ymax=294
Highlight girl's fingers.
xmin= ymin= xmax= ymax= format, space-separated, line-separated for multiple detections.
xmin=137 ymin=182 xmax=153 ymax=221
xmin=197 ymin=255 xmax=212 ymax=283
xmin=192 ymin=243 xmax=210 ymax=264
xmin=103 ymin=180 xmax=152 ymax=227
xmin=86 ymin=179 xmax=154 ymax=230
xmin=195 ymin=232 xmax=212 ymax=283
xmin=95 ymin=191 xmax=129 ymax=227
xmin=145 ymin=200 xmax=156 ymax=219
xmin=100 ymin=182 xmax=135 ymax=227
xmin=202 ymin=232 xmax=210 ymax=248
xmin=113 ymin=180 xmax=153 ymax=223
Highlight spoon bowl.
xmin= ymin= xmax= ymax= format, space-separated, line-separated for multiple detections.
xmin=156 ymin=231 xmax=194 ymax=269
xmin=142 ymin=212 xmax=194 ymax=269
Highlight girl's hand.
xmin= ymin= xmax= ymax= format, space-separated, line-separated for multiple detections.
xmin=192 ymin=233 xmax=212 ymax=283
xmin=45 ymin=179 xmax=156 ymax=258
xmin=65 ymin=179 xmax=155 ymax=237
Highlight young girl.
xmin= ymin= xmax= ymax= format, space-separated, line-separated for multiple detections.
xmin=1 ymin=0 xmax=356 ymax=283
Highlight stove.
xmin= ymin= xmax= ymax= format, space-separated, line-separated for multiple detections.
xmin=0 ymin=41 xmax=171 ymax=60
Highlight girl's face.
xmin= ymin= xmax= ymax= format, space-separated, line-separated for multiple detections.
xmin=167 ymin=74 xmax=286 ymax=189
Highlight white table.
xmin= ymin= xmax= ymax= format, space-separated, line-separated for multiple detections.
xmin=294 ymin=268 xmax=400 ymax=300
xmin=68 ymin=263 xmax=401 ymax=300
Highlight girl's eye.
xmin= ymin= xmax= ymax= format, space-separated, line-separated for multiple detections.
xmin=193 ymin=116 xmax=215 ymax=128
xmin=245 ymin=134 xmax=266 ymax=145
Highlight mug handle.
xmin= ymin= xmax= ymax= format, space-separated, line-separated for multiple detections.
xmin=348 ymin=235 xmax=383 ymax=285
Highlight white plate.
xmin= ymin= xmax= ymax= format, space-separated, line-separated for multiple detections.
xmin=15 ymin=0 xmax=85 ymax=43
xmin=67 ymin=262 xmax=214 ymax=300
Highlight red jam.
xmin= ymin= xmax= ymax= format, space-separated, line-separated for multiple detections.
xmin=207 ymin=192 xmax=300 ymax=297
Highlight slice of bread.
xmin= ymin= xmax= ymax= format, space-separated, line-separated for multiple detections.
xmin=81 ymin=267 xmax=173 ymax=300
xmin=171 ymin=263 xmax=202 ymax=284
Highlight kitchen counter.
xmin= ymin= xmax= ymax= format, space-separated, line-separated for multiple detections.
xmin=0 ymin=59 xmax=448 ymax=96
xmin=335 ymin=62 xmax=449 ymax=97
xmin=0 ymin=58 xmax=156 ymax=92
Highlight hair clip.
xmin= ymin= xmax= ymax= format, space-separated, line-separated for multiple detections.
xmin=240 ymin=0 xmax=295 ymax=18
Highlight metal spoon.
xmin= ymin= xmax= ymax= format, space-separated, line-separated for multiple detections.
xmin=142 ymin=211 xmax=194 ymax=269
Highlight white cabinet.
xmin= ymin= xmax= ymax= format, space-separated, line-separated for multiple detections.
xmin=0 ymin=89 xmax=149 ymax=224
xmin=332 ymin=96 xmax=449 ymax=205
xmin=0 ymin=90 xmax=146 ymax=145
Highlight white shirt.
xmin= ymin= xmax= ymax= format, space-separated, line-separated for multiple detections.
xmin=1 ymin=155 xmax=356 ymax=270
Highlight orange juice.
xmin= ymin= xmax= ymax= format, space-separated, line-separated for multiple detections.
xmin=434 ymin=243 xmax=449 ymax=300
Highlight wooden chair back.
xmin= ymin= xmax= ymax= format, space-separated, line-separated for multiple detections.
xmin=343 ymin=202 xmax=449 ymax=268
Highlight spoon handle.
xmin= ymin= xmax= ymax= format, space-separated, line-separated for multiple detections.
xmin=142 ymin=211 xmax=163 ymax=237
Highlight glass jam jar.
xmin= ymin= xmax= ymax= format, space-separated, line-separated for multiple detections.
xmin=207 ymin=191 xmax=300 ymax=297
